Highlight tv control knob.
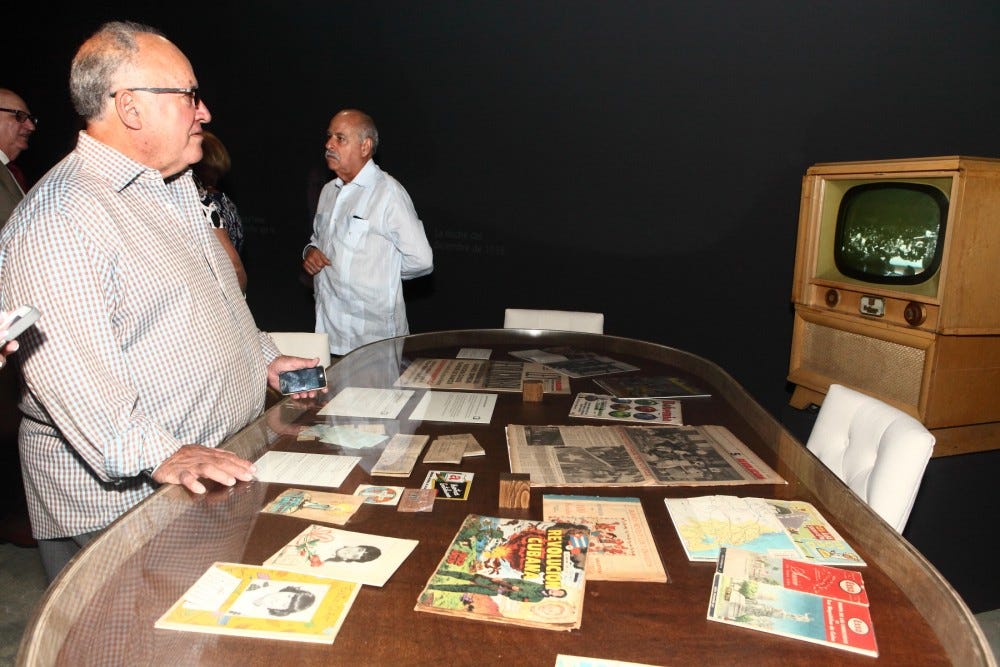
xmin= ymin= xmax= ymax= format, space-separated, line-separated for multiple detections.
xmin=825 ymin=289 xmax=839 ymax=307
xmin=904 ymin=301 xmax=926 ymax=326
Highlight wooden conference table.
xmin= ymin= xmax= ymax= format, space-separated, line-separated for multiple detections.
xmin=18 ymin=330 xmax=994 ymax=666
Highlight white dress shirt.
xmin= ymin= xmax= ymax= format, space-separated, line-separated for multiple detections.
xmin=307 ymin=159 xmax=433 ymax=355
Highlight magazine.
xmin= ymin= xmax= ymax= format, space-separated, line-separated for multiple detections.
xmin=708 ymin=547 xmax=878 ymax=657
xmin=414 ymin=514 xmax=590 ymax=631
xmin=593 ymin=375 xmax=711 ymax=399
xmin=260 ymin=488 xmax=364 ymax=525
xmin=394 ymin=358 xmax=571 ymax=394
xmin=506 ymin=424 xmax=785 ymax=487
xmin=263 ymin=524 xmax=418 ymax=587
xmin=509 ymin=348 xmax=640 ymax=378
xmin=542 ymin=495 xmax=668 ymax=582
xmin=664 ymin=495 xmax=865 ymax=566
xmin=154 ymin=562 xmax=360 ymax=644
xmin=568 ymin=393 xmax=683 ymax=425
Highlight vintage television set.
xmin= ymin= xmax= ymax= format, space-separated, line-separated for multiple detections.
xmin=788 ymin=156 xmax=1000 ymax=455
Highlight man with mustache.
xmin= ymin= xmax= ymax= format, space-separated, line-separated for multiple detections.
xmin=302 ymin=109 xmax=433 ymax=357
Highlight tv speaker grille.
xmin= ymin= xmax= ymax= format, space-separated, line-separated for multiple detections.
xmin=799 ymin=321 xmax=925 ymax=407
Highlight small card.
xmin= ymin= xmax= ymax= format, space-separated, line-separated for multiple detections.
xmin=260 ymin=488 xmax=364 ymax=525
xmin=354 ymin=484 xmax=405 ymax=506
xmin=422 ymin=438 xmax=467 ymax=464
xmin=421 ymin=470 xmax=474 ymax=500
xmin=397 ymin=488 xmax=438 ymax=512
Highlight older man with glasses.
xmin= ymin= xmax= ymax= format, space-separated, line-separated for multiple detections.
xmin=0 ymin=88 xmax=37 ymax=226
xmin=0 ymin=21 xmax=325 ymax=581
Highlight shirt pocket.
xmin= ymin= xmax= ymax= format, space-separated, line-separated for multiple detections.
xmin=341 ymin=215 xmax=370 ymax=251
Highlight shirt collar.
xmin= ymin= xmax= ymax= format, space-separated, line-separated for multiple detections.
xmin=0 ymin=149 xmax=10 ymax=166
xmin=335 ymin=158 xmax=377 ymax=189
xmin=76 ymin=130 xmax=172 ymax=192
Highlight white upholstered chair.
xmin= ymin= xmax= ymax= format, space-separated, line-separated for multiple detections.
xmin=267 ymin=332 xmax=332 ymax=369
xmin=805 ymin=383 xmax=935 ymax=533
xmin=503 ymin=309 xmax=605 ymax=334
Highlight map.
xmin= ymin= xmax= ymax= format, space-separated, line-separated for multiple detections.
xmin=664 ymin=495 xmax=865 ymax=566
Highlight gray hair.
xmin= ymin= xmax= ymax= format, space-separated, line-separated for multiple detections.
xmin=69 ymin=21 xmax=165 ymax=120
xmin=347 ymin=110 xmax=379 ymax=154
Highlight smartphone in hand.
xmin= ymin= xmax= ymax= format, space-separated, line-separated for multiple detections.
xmin=278 ymin=365 xmax=327 ymax=395
xmin=1 ymin=305 xmax=41 ymax=343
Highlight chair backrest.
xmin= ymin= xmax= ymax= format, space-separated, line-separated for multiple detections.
xmin=503 ymin=309 xmax=604 ymax=334
xmin=806 ymin=383 xmax=935 ymax=532
xmin=268 ymin=332 xmax=332 ymax=369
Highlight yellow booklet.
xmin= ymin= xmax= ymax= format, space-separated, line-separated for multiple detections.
xmin=155 ymin=562 xmax=360 ymax=644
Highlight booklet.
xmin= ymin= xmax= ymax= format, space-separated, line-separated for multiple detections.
xmin=708 ymin=547 xmax=878 ymax=657
xmin=263 ymin=524 xmax=418 ymax=587
xmin=155 ymin=562 xmax=360 ymax=644
xmin=542 ymin=495 xmax=668 ymax=582
xmin=593 ymin=375 xmax=711 ymax=399
xmin=414 ymin=514 xmax=591 ymax=631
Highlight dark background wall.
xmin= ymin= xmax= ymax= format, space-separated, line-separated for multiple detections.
xmin=6 ymin=2 xmax=999 ymax=611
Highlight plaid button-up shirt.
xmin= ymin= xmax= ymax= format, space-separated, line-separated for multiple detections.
xmin=0 ymin=131 xmax=278 ymax=539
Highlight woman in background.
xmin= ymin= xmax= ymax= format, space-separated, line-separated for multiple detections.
xmin=193 ymin=131 xmax=247 ymax=292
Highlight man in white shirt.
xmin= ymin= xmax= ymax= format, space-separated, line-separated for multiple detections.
xmin=302 ymin=109 xmax=433 ymax=356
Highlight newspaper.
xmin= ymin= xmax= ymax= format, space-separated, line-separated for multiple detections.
xmin=506 ymin=424 xmax=785 ymax=487
xmin=394 ymin=358 xmax=570 ymax=394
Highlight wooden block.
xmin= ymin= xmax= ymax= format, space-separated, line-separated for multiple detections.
xmin=498 ymin=473 xmax=531 ymax=509
xmin=522 ymin=380 xmax=544 ymax=402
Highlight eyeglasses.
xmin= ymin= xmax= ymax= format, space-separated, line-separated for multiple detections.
xmin=109 ymin=87 xmax=201 ymax=108
xmin=0 ymin=108 xmax=39 ymax=125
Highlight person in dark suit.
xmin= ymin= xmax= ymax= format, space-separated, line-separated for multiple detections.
xmin=0 ymin=88 xmax=37 ymax=227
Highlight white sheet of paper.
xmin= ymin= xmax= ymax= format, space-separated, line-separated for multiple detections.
xmin=254 ymin=451 xmax=360 ymax=488
xmin=408 ymin=391 xmax=497 ymax=424
xmin=318 ymin=387 xmax=414 ymax=419
xmin=456 ymin=348 xmax=492 ymax=359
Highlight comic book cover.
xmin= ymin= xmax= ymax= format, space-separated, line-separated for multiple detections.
xmin=415 ymin=514 xmax=590 ymax=631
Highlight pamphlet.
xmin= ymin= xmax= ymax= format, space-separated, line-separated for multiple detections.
xmin=664 ymin=495 xmax=865 ymax=566
xmin=707 ymin=547 xmax=878 ymax=656
xmin=568 ymin=393 xmax=683 ymax=425
xmin=154 ymin=562 xmax=360 ymax=644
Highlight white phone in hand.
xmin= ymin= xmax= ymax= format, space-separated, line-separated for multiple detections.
xmin=1 ymin=305 xmax=41 ymax=343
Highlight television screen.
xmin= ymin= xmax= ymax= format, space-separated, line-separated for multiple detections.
xmin=834 ymin=182 xmax=948 ymax=285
